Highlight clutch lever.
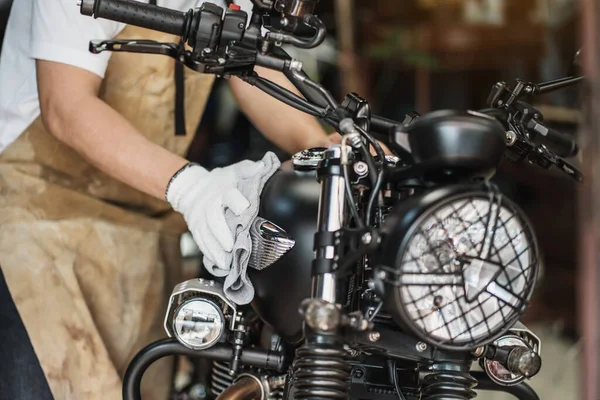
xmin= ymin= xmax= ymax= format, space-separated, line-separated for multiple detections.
xmin=90 ymin=39 xmax=179 ymax=57
xmin=514 ymin=136 xmax=583 ymax=182
xmin=555 ymin=157 xmax=583 ymax=182
xmin=89 ymin=39 xmax=258 ymax=75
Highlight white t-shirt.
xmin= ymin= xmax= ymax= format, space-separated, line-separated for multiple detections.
xmin=0 ymin=0 xmax=253 ymax=153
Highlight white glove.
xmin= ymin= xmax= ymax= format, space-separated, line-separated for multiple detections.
xmin=166 ymin=155 xmax=279 ymax=273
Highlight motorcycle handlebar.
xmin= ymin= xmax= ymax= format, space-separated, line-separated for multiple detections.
xmin=78 ymin=0 xmax=579 ymax=162
xmin=479 ymin=107 xmax=579 ymax=158
xmin=79 ymin=0 xmax=188 ymax=36
xmin=371 ymin=115 xmax=401 ymax=134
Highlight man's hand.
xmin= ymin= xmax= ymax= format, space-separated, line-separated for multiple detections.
xmin=167 ymin=152 xmax=281 ymax=305
xmin=166 ymin=153 xmax=280 ymax=271
xmin=229 ymin=67 xmax=331 ymax=154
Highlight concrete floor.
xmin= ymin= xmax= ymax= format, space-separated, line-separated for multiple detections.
xmin=476 ymin=323 xmax=581 ymax=400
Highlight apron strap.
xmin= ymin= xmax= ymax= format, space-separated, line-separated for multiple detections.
xmin=148 ymin=0 xmax=238 ymax=136
xmin=149 ymin=0 xmax=187 ymax=136
xmin=174 ymin=58 xmax=186 ymax=136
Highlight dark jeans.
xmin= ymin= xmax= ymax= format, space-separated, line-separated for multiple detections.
xmin=0 ymin=267 xmax=53 ymax=400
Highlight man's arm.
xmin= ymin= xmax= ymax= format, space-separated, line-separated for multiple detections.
xmin=229 ymin=66 xmax=332 ymax=154
xmin=37 ymin=60 xmax=188 ymax=200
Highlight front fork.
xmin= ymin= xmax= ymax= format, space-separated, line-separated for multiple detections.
xmin=312 ymin=145 xmax=346 ymax=303
xmin=287 ymin=145 xmax=353 ymax=400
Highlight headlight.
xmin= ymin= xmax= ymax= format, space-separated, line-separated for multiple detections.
xmin=376 ymin=185 xmax=539 ymax=351
xmin=164 ymin=278 xmax=236 ymax=350
xmin=173 ymin=298 xmax=224 ymax=350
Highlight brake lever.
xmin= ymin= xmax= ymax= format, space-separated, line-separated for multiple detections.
xmin=518 ymin=139 xmax=583 ymax=182
xmin=89 ymin=39 xmax=258 ymax=75
xmin=90 ymin=39 xmax=178 ymax=56
xmin=555 ymin=157 xmax=583 ymax=182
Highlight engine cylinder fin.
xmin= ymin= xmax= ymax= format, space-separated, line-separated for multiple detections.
xmin=211 ymin=361 xmax=235 ymax=397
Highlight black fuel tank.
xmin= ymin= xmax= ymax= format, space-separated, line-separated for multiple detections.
xmin=249 ymin=161 xmax=320 ymax=344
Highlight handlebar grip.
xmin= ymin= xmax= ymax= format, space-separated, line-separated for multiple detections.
xmin=80 ymin=0 xmax=187 ymax=36
xmin=528 ymin=120 xmax=579 ymax=158
xmin=371 ymin=115 xmax=400 ymax=135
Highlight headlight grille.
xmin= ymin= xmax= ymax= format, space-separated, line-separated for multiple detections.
xmin=395 ymin=192 xmax=538 ymax=350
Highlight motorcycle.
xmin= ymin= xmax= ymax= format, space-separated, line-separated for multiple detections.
xmin=77 ymin=0 xmax=583 ymax=399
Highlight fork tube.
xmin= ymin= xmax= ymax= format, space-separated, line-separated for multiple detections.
xmin=311 ymin=145 xmax=346 ymax=303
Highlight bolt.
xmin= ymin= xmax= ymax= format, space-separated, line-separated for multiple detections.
xmin=191 ymin=383 xmax=207 ymax=399
xmin=359 ymin=319 xmax=369 ymax=331
xmin=376 ymin=270 xmax=387 ymax=280
xmin=352 ymin=368 xmax=365 ymax=379
xmin=289 ymin=60 xmax=303 ymax=71
xmin=304 ymin=300 xmax=341 ymax=331
xmin=202 ymin=48 xmax=212 ymax=54
xmin=353 ymin=161 xmax=368 ymax=177
xmin=471 ymin=346 xmax=485 ymax=358
xmin=238 ymin=22 xmax=245 ymax=29
xmin=280 ymin=17 xmax=289 ymax=27
xmin=416 ymin=342 xmax=428 ymax=352
xmin=368 ymin=331 xmax=381 ymax=342
xmin=505 ymin=130 xmax=517 ymax=146
xmin=362 ymin=232 xmax=372 ymax=245
xmin=218 ymin=58 xmax=226 ymax=65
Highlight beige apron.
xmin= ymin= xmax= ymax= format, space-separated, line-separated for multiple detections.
xmin=0 ymin=25 xmax=215 ymax=400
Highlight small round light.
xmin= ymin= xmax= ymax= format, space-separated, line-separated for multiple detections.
xmin=482 ymin=335 xmax=539 ymax=386
xmin=379 ymin=186 xmax=539 ymax=351
xmin=173 ymin=299 xmax=224 ymax=350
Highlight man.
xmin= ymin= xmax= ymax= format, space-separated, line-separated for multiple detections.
xmin=0 ymin=0 xmax=332 ymax=399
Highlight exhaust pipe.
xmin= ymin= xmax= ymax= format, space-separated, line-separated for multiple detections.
xmin=216 ymin=376 xmax=264 ymax=400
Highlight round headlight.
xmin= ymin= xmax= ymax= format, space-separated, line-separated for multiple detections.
xmin=172 ymin=298 xmax=225 ymax=350
xmin=378 ymin=185 xmax=539 ymax=351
